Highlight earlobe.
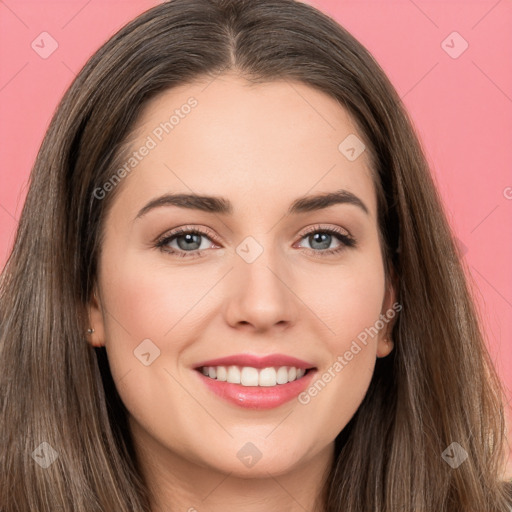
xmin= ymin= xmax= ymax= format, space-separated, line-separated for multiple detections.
xmin=86 ymin=287 xmax=106 ymax=347
xmin=377 ymin=267 xmax=398 ymax=358
xmin=376 ymin=335 xmax=394 ymax=358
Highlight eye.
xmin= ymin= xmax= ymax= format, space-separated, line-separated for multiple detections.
xmin=154 ymin=224 xmax=356 ymax=259
xmin=155 ymin=226 xmax=218 ymax=259
xmin=295 ymin=225 xmax=356 ymax=257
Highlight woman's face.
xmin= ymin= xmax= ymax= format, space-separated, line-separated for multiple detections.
xmin=88 ymin=73 xmax=395 ymax=479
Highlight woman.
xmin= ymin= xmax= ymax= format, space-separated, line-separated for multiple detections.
xmin=0 ymin=0 xmax=510 ymax=510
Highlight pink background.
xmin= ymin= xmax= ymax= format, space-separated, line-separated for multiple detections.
xmin=0 ymin=0 xmax=511 ymax=474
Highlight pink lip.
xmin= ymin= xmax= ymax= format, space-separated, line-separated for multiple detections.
xmin=193 ymin=353 xmax=317 ymax=410
xmin=195 ymin=369 xmax=318 ymax=409
xmin=193 ymin=353 xmax=315 ymax=370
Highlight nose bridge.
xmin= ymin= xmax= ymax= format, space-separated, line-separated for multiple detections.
xmin=224 ymin=234 xmax=297 ymax=330
xmin=236 ymin=235 xmax=288 ymax=300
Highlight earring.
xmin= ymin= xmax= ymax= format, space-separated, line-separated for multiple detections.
xmin=87 ymin=328 xmax=95 ymax=334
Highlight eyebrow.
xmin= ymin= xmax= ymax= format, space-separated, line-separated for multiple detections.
xmin=134 ymin=189 xmax=369 ymax=221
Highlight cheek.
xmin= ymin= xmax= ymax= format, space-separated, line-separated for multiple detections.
xmin=100 ymin=253 xmax=214 ymax=340
xmin=96 ymin=249 xmax=205 ymax=388
xmin=303 ymin=255 xmax=386 ymax=349
xmin=293 ymin=251 xmax=386 ymax=432
xmin=97 ymin=255 xmax=212 ymax=445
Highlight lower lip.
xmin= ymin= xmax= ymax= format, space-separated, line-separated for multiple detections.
xmin=195 ymin=369 xmax=317 ymax=409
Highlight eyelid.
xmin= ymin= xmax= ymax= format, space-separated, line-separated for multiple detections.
xmin=156 ymin=223 xmax=353 ymax=243
xmin=155 ymin=223 xmax=356 ymax=258
xmin=298 ymin=223 xmax=352 ymax=239
xmin=154 ymin=225 xmax=221 ymax=246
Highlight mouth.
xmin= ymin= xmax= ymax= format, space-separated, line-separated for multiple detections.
xmin=196 ymin=365 xmax=314 ymax=386
xmin=192 ymin=355 xmax=318 ymax=409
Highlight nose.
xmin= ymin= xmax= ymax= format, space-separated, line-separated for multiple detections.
xmin=223 ymin=243 xmax=298 ymax=333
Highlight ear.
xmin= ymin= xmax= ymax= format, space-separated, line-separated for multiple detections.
xmin=376 ymin=266 xmax=398 ymax=359
xmin=86 ymin=285 xmax=106 ymax=348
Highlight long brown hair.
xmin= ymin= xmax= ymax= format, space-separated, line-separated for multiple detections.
xmin=1 ymin=0 xmax=510 ymax=510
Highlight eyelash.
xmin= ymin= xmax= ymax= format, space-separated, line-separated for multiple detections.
xmin=154 ymin=225 xmax=356 ymax=259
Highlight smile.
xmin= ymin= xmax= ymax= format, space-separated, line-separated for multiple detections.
xmin=193 ymin=356 xmax=318 ymax=409
xmin=199 ymin=365 xmax=308 ymax=386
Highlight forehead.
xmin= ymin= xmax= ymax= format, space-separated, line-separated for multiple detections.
xmin=109 ymin=73 xmax=377 ymax=218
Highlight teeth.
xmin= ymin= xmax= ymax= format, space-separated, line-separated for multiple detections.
xmin=200 ymin=365 xmax=308 ymax=386
xmin=216 ymin=366 xmax=227 ymax=381
xmin=241 ymin=367 xmax=259 ymax=386
xmin=276 ymin=366 xmax=289 ymax=384
xmin=227 ymin=365 xmax=241 ymax=384
xmin=259 ymin=367 xmax=276 ymax=387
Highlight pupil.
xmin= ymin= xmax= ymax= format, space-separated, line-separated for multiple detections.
xmin=310 ymin=233 xmax=331 ymax=250
xmin=177 ymin=233 xmax=201 ymax=250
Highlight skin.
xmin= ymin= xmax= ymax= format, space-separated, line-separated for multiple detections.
xmin=87 ymin=72 xmax=396 ymax=512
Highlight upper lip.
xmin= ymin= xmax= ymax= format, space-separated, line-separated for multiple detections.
xmin=194 ymin=353 xmax=316 ymax=370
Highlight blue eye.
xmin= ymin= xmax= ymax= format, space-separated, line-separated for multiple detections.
xmin=155 ymin=227 xmax=215 ymax=259
xmin=155 ymin=225 xmax=356 ymax=259
xmin=296 ymin=227 xmax=356 ymax=256
xmin=169 ymin=232 xmax=205 ymax=251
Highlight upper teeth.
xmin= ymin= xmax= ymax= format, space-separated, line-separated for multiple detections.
xmin=200 ymin=366 xmax=307 ymax=386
